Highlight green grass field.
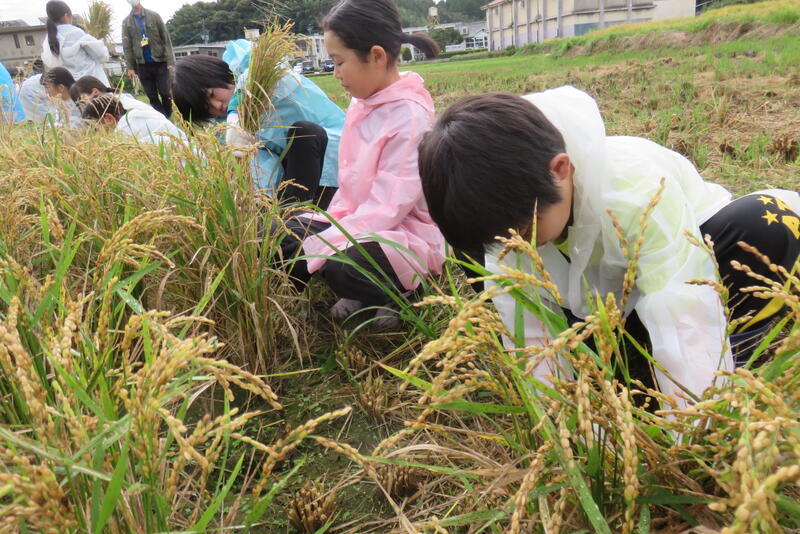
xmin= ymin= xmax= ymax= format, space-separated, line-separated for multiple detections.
xmin=0 ymin=1 xmax=799 ymax=532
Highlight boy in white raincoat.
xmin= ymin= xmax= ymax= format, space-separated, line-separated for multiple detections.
xmin=418 ymin=86 xmax=799 ymax=407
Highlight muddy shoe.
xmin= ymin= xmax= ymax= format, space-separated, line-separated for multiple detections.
xmin=372 ymin=306 xmax=402 ymax=330
xmin=330 ymin=298 xmax=366 ymax=321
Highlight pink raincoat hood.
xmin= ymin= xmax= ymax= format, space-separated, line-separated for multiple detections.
xmin=303 ymin=71 xmax=445 ymax=289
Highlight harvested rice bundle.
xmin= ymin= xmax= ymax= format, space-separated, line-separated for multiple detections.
xmin=238 ymin=19 xmax=298 ymax=134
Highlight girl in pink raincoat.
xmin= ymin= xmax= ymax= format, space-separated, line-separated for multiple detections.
xmin=276 ymin=0 xmax=445 ymax=328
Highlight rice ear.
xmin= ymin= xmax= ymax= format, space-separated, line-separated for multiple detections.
xmin=239 ymin=19 xmax=299 ymax=134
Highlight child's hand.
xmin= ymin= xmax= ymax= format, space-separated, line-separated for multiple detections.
xmin=225 ymin=112 xmax=257 ymax=158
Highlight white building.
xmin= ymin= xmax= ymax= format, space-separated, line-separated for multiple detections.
xmin=173 ymin=41 xmax=228 ymax=60
xmin=483 ymin=0 xmax=695 ymax=50
xmin=0 ymin=18 xmax=48 ymax=71
xmin=401 ymin=21 xmax=489 ymax=62
xmin=294 ymin=34 xmax=330 ymax=70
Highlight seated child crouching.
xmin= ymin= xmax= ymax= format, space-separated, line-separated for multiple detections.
xmin=418 ymin=86 xmax=800 ymax=407
xmin=81 ymin=92 xmax=186 ymax=146
xmin=271 ymin=0 xmax=446 ymax=328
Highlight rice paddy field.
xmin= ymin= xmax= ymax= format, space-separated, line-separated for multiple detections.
xmin=0 ymin=1 xmax=799 ymax=532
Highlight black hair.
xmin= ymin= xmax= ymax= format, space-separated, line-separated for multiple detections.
xmin=46 ymin=1 xmax=72 ymax=56
xmin=323 ymin=0 xmax=439 ymax=62
xmin=172 ymin=55 xmax=235 ymax=122
xmin=42 ymin=67 xmax=75 ymax=89
xmin=81 ymin=93 xmax=125 ymax=121
xmin=418 ymin=93 xmax=566 ymax=252
xmin=70 ymin=76 xmax=113 ymax=102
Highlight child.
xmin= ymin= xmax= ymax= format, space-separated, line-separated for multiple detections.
xmin=417 ymin=86 xmax=800 ymax=404
xmin=41 ymin=1 xmax=110 ymax=86
xmin=0 ymin=60 xmax=24 ymax=123
xmin=70 ymin=75 xmax=153 ymax=113
xmin=172 ymin=41 xmax=345 ymax=208
xmin=41 ymin=67 xmax=81 ymax=127
xmin=276 ymin=0 xmax=445 ymax=327
xmin=19 ymin=70 xmax=56 ymax=124
xmin=81 ymin=93 xmax=186 ymax=146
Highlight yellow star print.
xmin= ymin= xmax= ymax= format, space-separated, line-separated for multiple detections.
xmin=762 ymin=210 xmax=778 ymax=225
xmin=775 ymin=197 xmax=791 ymax=212
xmin=757 ymin=195 xmax=774 ymax=206
xmin=782 ymin=215 xmax=800 ymax=239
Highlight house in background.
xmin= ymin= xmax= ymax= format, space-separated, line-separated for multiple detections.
xmin=483 ymin=0 xmax=695 ymax=50
xmin=294 ymin=34 xmax=330 ymax=70
xmin=402 ymin=21 xmax=489 ymax=62
xmin=0 ymin=18 xmax=47 ymax=71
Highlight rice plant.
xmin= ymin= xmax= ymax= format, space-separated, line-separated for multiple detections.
xmin=238 ymin=19 xmax=298 ymax=135
xmin=366 ymin=226 xmax=800 ymax=532
xmin=83 ymin=0 xmax=112 ymax=42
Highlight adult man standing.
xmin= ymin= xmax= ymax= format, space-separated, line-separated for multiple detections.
xmin=122 ymin=0 xmax=175 ymax=117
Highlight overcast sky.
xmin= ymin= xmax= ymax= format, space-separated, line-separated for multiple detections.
xmin=0 ymin=0 xmax=204 ymax=40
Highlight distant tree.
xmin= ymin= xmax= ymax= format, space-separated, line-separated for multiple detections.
xmin=402 ymin=47 xmax=413 ymax=61
xmin=167 ymin=0 xmax=265 ymax=46
xmin=396 ymin=0 xmax=435 ymax=26
xmin=429 ymin=27 xmax=464 ymax=49
xmin=438 ymin=0 xmax=485 ymax=22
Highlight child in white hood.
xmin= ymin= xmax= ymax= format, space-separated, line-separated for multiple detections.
xmin=81 ymin=93 xmax=185 ymax=146
xmin=41 ymin=67 xmax=82 ymax=127
xmin=41 ymin=1 xmax=110 ymax=86
xmin=70 ymin=75 xmax=153 ymax=114
xmin=418 ymin=87 xmax=799 ymax=407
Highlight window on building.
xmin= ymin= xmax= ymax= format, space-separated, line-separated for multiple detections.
xmin=190 ymin=50 xmax=199 ymax=55
xmin=25 ymin=35 xmax=35 ymax=46
xmin=13 ymin=34 xmax=21 ymax=48
xmin=206 ymin=51 xmax=217 ymax=56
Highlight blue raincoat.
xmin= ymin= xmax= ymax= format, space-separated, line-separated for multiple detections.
xmin=0 ymin=61 xmax=24 ymax=123
xmin=223 ymin=39 xmax=344 ymax=190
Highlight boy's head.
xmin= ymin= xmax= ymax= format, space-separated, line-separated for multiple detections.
xmin=81 ymin=93 xmax=124 ymax=128
xmin=418 ymin=92 xmax=573 ymax=252
xmin=172 ymin=55 xmax=235 ymax=122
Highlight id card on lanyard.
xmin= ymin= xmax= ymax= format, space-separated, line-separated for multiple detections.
xmin=137 ymin=14 xmax=148 ymax=47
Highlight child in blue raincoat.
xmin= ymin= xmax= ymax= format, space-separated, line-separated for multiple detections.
xmin=172 ymin=39 xmax=344 ymax=208
xmin=0 ymin=61 xmax=25 ymax=123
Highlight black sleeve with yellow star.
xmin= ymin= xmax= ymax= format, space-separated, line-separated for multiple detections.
xmin=699 ymin=193 xmax=800 ymax=333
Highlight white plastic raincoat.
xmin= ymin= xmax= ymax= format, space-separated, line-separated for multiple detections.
xmin=486 ymin=86 xmax=734 ymax=405
xmin=18 ymin=74 xmax=56 ymax=123
xmin=42 ymin=24 xmax=110 ymax=86
xmin=116 ymin=106 xmax=186 ymax=145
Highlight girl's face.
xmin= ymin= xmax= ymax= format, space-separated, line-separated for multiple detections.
xmin=206 ymin=85 xmax=235 ymax=117
xmin=324 ymin=30 xmax=399 ymax=100
xmin=46 ymin=83 xmax=69 ymax=100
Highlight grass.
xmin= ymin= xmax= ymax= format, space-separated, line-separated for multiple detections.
xmin=1 ymin=1 xmax=799 ymax=531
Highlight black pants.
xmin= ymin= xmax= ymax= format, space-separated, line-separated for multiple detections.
xmin=278 ymin=121 xmax=336 ymax=209
xmin=136 ymin=61 xmax=172 ymax=118
xmin=276 ymin=218 xmax=403 ymax=306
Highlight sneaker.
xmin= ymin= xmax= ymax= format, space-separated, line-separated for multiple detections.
xmin=330 ymin=298 xmax=366 ymax=321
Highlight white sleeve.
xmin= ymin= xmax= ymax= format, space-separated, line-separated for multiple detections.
xmin=79 ymin=34 xmax=110 ymax=62
xmin=623 ymin=176 xmax=733 ymax=406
